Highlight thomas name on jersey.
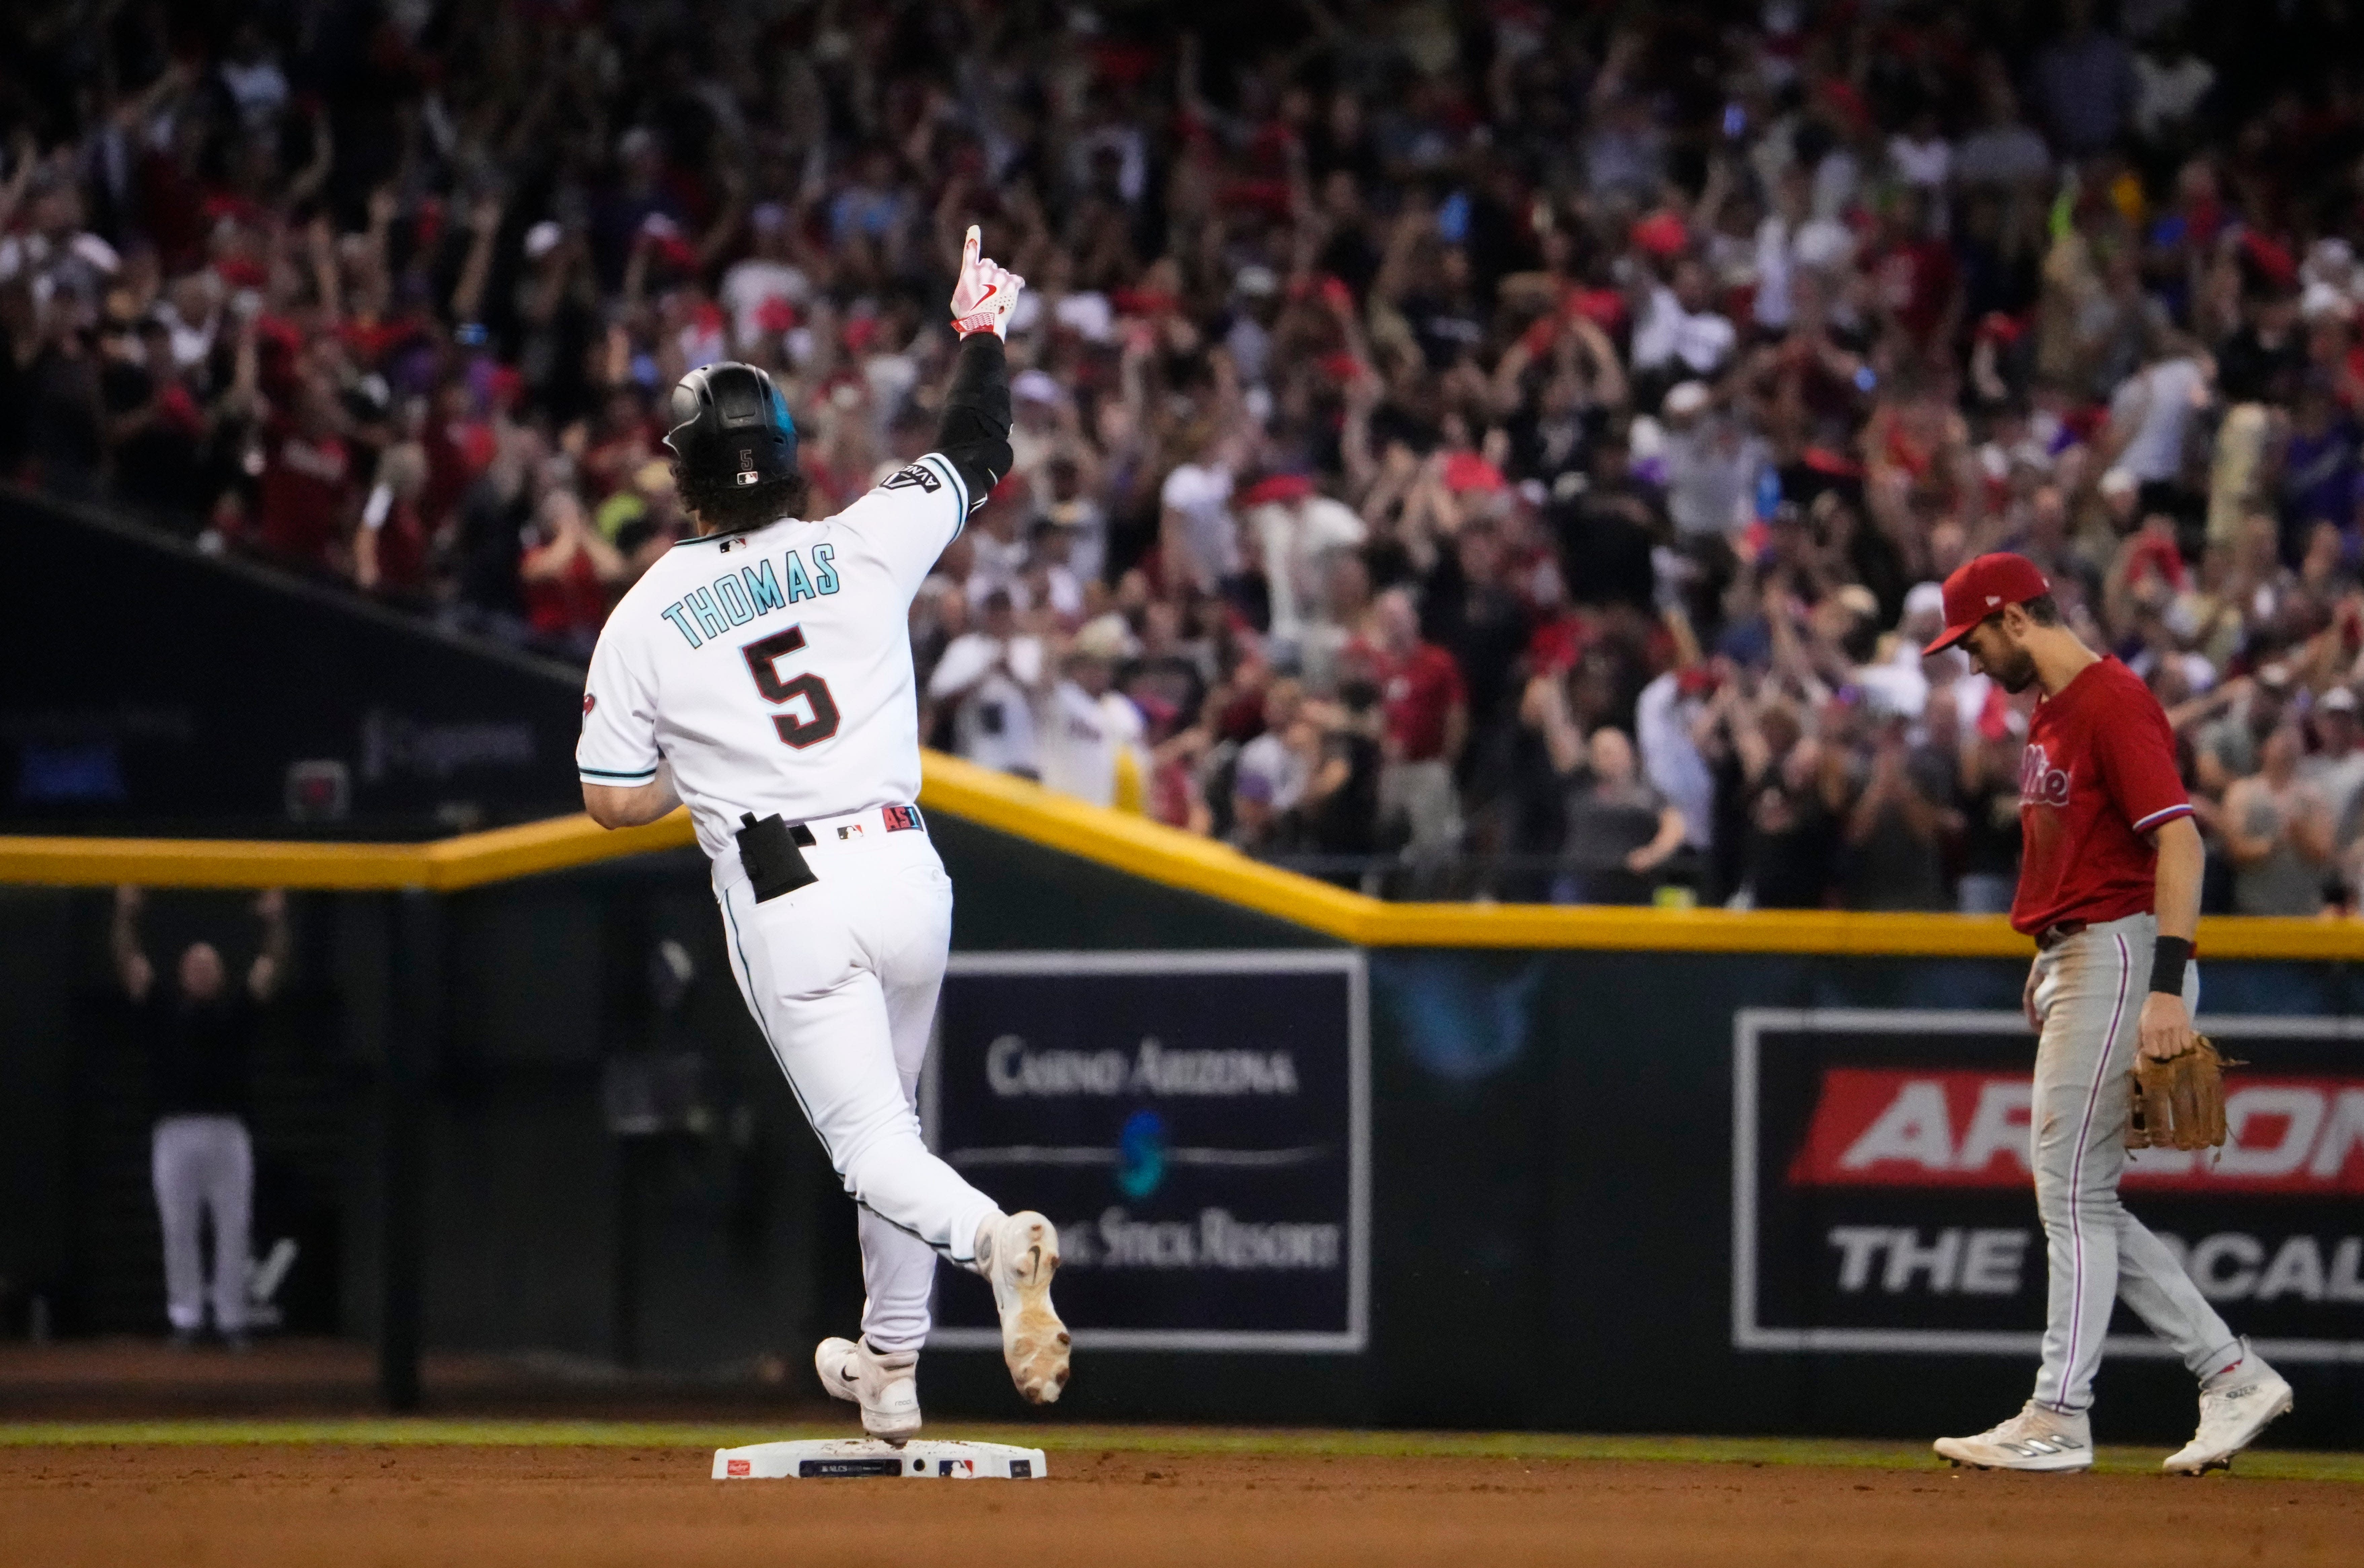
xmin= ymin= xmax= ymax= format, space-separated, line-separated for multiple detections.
xmin=657 ymin=545 xmax=841 ymax=650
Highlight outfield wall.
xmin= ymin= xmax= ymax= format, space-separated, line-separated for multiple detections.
xmin=3 ymin=763 xmax=2361 ymax=1444
xmin=917 ymin=811 xmax=2364 ymax=1449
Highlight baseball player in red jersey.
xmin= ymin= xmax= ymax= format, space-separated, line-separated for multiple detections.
xmin=1923 ymin=554 xmax=2293 ymax=1474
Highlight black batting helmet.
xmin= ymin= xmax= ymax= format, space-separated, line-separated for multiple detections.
xmin=663 ymin=362 xmax=799 ymax=491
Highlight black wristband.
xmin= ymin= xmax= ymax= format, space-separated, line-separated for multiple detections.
xmin=2149 ymin=935 xmax=2193 ymax=996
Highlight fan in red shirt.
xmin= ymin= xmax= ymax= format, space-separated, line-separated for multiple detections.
xmin=1921 ymin=552 xmax=2292 ymax=1477
xmin=1353 ymin=587 xmax=1467 ymax=764
xmin=253 ymin=377 xmax=357 ymax=574
xmin=1867 ymin=189 xmax=1960 ymax=347
xmin=1344 ymin=587 xmax=1468 ymax=861
xmin=520 ymin=489 xmax=629 ymax=658
xmin=418 ymin=379 xmax=497 ymax=534
xmin=354 ymin=442 xmax=432 ymax=600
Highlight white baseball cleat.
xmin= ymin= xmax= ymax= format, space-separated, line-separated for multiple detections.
xmin=814 ymin=1337 xmax=922 ymax=1446
xmin=977 ymin=1211 xmax=1070 ymax=1404
xmin=1933 ymin=1402 xmax=2094 ymax=1472
xmin=2163 ymin=1360 xmax=2294 ymax=1475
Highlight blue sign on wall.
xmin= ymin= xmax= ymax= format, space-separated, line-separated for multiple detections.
xmin=924 ymin=951 xmax=1368 ymax=1352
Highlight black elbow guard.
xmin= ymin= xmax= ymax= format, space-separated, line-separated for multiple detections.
xmin=939 ymin=434 xmax=1014 ymax=500
xmin=936 ymin=334 xmax=1013 ymax=499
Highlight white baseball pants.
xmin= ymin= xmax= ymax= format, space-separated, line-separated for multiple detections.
xmin=152 ymin=1113 xmax=252 ymax=1334
xmin=713 ymin=824 xmax=1001 ymax=1355
xmin=2026 ymin=913 xmax=2238 ymax=1411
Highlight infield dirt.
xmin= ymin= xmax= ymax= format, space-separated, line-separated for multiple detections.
xmin=4 ymin=1443 xmax=2357 ymax=1567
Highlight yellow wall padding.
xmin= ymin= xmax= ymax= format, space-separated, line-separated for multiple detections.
xmin=1 ymin=750 xmax=2357 ymax=959
xmin=0 ymin=810 xmax=694 ymax=892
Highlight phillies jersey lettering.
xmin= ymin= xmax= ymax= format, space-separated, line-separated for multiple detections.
xmin=2018 ymin=744 xmax=2071 ymax=808
xmin=2010 ymin=657 xmax=2194 ymax=936
xmin=576 ymin=450 xmax=970 ymax=865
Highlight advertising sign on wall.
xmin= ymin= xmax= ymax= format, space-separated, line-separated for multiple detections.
xmin=1734 ymin=1009 xmax=2364 ymax=1361
xmin=924 ymin=951 xmax=1368 ymax=1352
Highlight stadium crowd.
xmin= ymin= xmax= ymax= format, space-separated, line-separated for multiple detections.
xmin=10 ymin=0 xmax=2364 ymax=912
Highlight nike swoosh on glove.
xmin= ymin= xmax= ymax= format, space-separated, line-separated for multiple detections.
xmin=950 ymin=224 xmax=1024 ymax=340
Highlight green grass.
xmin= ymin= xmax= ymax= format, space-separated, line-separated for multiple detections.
xmin=2 ymin=1420 xmax=2360 ymax=1482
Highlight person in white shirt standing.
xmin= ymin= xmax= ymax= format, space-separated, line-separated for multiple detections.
xmin=1633 ymin=668 xmax=1715 ymax=864
xmin=2103 ymin=332 xmax=2210 ymax=500
xmin=926 ymin=589 xmax=1046 ymax=778
xmin=718 ymin=203 xmax=811 ymax=358
xmin=576 ymin=227 xmax=1068 ymax=1445
xmin=1038 ymin=618 xmax=1149 ymax=809
xmin=1241 ymin=475 xmax=1368 ymax=669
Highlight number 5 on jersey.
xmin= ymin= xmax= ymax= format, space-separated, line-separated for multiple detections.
xmin=743 ymin=625 xmax=841 ymax=748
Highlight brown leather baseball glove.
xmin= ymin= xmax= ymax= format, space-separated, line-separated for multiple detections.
xmin=2127 ymin=1035 xmax=2230 ymax=1152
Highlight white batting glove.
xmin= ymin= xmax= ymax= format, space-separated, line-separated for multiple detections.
xmin=949 ymin=224 xmax=1023 ymax=340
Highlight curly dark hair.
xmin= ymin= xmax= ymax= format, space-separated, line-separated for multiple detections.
xmin=675 ymin=467 xmax=810 ymax=535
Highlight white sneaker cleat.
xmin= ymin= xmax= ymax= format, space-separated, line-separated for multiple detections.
xmin=1933 ymin=1402 xmax=2094 ymax=1472
xmin=814 ymin=1337 xmax=922 ymax=1446
xmin=2163 ymin=1359 xmax=2294 ymax=1475
xmin=977 ymin=1211 xmax=1070 ymax=1404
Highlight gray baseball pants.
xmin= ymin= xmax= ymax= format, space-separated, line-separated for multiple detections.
xmin=152 ymin=1113 xmax=251 ymax=1335
xmin=2027 ymin=913 xmax=2239 ymax=1411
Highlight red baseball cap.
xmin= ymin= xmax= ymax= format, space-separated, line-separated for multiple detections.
xmin=1631 ymin=212 xmax=1689 ymax=259
xmin=1923 ymin=553 xmax=2051 ymax=655
xmin=1241 ymin=473 xmax=1315 ymax=507
xmin=1443 ymin=452 xmax=1507 ymax=494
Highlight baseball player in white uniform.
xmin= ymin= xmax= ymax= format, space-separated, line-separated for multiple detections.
xmin=577 ymin=228 xmax=1068 ymax=1443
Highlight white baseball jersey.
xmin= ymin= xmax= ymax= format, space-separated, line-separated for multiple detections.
xmin=576 ymin=452 xmax=971 ymax=864
xmin=927 ymin=631 xmax=1044 ymax=776
xmin=1038 ymin=681 xmax=1146 ymax=808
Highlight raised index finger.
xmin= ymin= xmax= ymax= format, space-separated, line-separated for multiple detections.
xmin=963 ymin=224 xmax=981 ymax=272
